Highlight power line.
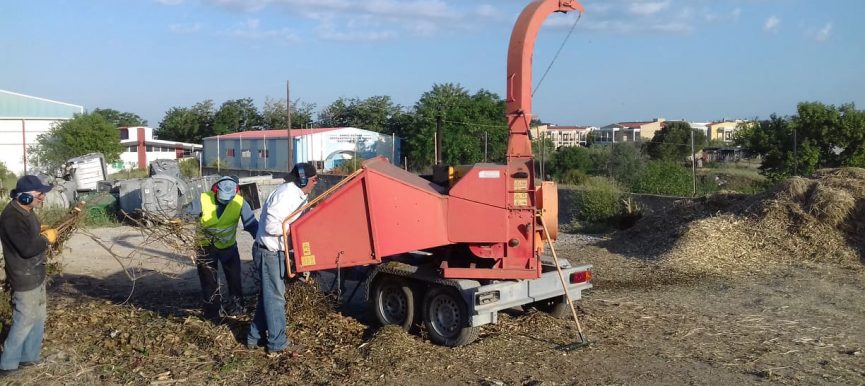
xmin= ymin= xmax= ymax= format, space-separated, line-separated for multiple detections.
xmin=533 ymin=12 xmax=582 ymax=97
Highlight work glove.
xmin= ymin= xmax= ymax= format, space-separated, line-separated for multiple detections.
xmin=41 ymin=228 xmax=58 ymax=244
xmin=40 ymin=225 xmax=49 ymax=231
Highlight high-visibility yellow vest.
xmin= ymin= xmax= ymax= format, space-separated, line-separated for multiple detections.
xmin=199 ymin=192 xmax=243 ymax=249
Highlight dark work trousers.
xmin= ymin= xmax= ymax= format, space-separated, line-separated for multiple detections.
xmin=196 ymin=244 xmax=243 ymax=320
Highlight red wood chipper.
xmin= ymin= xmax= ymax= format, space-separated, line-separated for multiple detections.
xmin=283 ymin=0 xmax=592 ymax=347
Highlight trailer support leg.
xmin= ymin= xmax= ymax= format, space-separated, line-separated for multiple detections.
xmin=538 ymin=213 xmax=589 ymax=348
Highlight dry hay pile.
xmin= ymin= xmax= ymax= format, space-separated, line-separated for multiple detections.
xmin=624 ymin=168 xmax=865 ymax=276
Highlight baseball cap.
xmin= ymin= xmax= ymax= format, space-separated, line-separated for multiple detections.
xmin=10 ymin=175 xmax=52 ymax=198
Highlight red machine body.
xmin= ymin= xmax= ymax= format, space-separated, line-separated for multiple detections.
xmin=289 ymin=0 xmax=583 ymax=281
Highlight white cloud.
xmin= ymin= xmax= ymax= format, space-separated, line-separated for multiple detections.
xmin=731 ymin=8 xmax=741 ymax=22
xmin=189 ymin=0 xmax=759 ymax=41
xmin=815 ymin=22 xmax=832 ymax=42
xmin=628 ymin=1 xmax=671 ymax=17
xmin=474 ymin=4 xmax=498 ymax=20
xmin=200 ymin=0 xmax=477 ymax=42
xmin=168 ymin=23 xmax=203 ymax=34
xmin=651 ymin=22 xmax=692 ymax=33
xmin=764 ymin=16 xmax=780 ymax=33
xmin=224 ymin=18 xmax=300 ymax=42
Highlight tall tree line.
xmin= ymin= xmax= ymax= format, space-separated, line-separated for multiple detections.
xmin=154 ymin=83 xmax=509 ymax=171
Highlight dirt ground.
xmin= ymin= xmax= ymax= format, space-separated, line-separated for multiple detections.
xmin=1 ymin=225 xmax=864 ymax=385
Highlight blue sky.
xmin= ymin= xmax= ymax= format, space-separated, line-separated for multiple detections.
xmin=2 ymin=0 xmax=863 ymax=127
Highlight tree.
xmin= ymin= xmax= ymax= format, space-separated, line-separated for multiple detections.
xmin=646 ymin=121 xmax=706 ymax=161
xmin=735 ymin=102 xmax=865 ymax=180
xmin=401 ymin=83 xmax=507 ymax=170
xmin=156 ymin=100 xmax=215 ymax=143
xmin=317 ymin=96 xmax=404 ymax=132
xmin=549 ymin=146 xmax=591 ymax=181
xmin=92 ymin=108 xmax=147 ymax=127
xmin=0 ymin=161 xmax=17 ymax=194
xmin=608 ymin=142 xmax=644 ymax=189
xmin=212 ymin=98 xmax=262 ymax=135
xmin=29 ymin=113 xmax=121 ymax=171
xmin=262 ymin=97 xmax=316 ymax=129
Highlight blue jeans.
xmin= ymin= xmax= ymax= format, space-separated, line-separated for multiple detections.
xmin=246 ymin=243 xmax=289 ymax=352
xmin=1 ymin=283 xmax=46 ymax=370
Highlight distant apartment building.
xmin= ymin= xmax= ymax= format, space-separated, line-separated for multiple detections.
xmin=532 ymin=125 xmax=596 ymax=148
xmin=594 ymin=118 xmax=666 ymax=144
xmin=708 ymin=120 xmax=745 ymax=143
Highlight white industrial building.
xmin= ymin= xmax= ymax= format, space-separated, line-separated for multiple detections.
xmin=201 ymin=127 xmax=401 ymax=172
xmin=112 ymin=126 xmax=202 ymax=173
xmin=0 ymin=89 xmax=84 ymax=174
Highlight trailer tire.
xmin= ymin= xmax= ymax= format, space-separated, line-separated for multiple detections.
xmin=531 ymin=296 xmax=571 ymax=319
xmin=371 ymin=276 xmax=416 ymax=331
xmin=422 ymin=286 xmax=479 ymax=347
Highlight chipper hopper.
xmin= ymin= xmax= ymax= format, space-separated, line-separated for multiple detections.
xmin=283 ymin=0 xmax=592 ymax=347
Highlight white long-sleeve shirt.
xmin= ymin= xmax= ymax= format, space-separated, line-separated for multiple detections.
xmin=255 ymin=182 xmax=308 ymax=252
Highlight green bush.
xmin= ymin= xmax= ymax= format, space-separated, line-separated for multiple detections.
xmin=108 ymin=169 xmax=149 ymax=181
xmin=572 ymin=176 xmax=625 ymax=224
xmin=179 ymin=158 xmax=201 ymax=178
xmin=633 ymin=160 xmax=693 ymax=196
xmin=560 ymin=169 xmax=588 ymax=185
xmin=0 ymin=162 xmax=18 ymax=197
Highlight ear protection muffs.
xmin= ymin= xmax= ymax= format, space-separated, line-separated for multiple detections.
xmin=212 ymin=176 xmax=240 ymax=195
xmin=16 ymin=192 xmax=34 ymax=205
xmin=297 ymin=165 xmax=308 ymax=188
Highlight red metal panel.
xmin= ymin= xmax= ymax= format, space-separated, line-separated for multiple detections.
xmin=291 ymin=175 xmax=376 ymax=272
xmin=448 ymin=165 xmax=508 ymax=208
xmin=364 ymin=167 xmax=450 ymax=256
xmin=447 ymin=197 xmax=508 ymax=243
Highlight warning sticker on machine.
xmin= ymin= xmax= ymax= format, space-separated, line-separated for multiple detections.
xmin=300 ymin=242 xmax=316 ymax=266
xmin=513 ymin=179 xmax=528 ymax=190
xmin=513 ymin=192 xmax=529 ymax=206
xmin=478 ymin=170 xmax=501 ymax=179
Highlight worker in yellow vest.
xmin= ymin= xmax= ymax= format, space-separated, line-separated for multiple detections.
xmin=187 ymin=176 xmax=258 ymax=322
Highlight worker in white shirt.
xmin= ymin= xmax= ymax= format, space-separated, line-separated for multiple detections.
xmin=246 ymin=162 xmax=318 ymax=356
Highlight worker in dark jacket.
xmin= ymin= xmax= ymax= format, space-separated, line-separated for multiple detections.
xmin=0 ymin=176 xmax=58 ymax=374
xmin=185 ymin=176 xmax=258 ymax=322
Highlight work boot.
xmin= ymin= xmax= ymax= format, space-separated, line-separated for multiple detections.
xmin=225 ymin=297 xmax=245 ymax=316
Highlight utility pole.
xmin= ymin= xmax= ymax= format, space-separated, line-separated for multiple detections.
xmin=793 ymin=129 xmax=798 ymax=176
xmin=484 ymin=131 xmax=488 ymax=163
xmin=691 ymin=129 xmax=697 ymax=196
xmin=286 ymin=80 xmax=293 ymax=172
xmin=539 ymin=131 xmax=545 ymax=180
xmin=435 ymin=107 xmax=443 ymax=165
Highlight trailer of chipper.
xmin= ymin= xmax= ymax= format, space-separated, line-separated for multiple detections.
xmin=284 ymin=0 xmax=592 ymax=347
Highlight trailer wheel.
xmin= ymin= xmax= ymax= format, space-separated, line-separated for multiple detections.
xmin=422 ymin=286 xmax=479 ymax=347
xmin=531 ymin=296 xmax=571 ymax=319
xmin=371 ymin=276 xmax=416 ymax=331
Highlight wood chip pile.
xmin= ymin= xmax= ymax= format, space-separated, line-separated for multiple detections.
xmin=612 ymin=168 xmax=865 ymax=275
